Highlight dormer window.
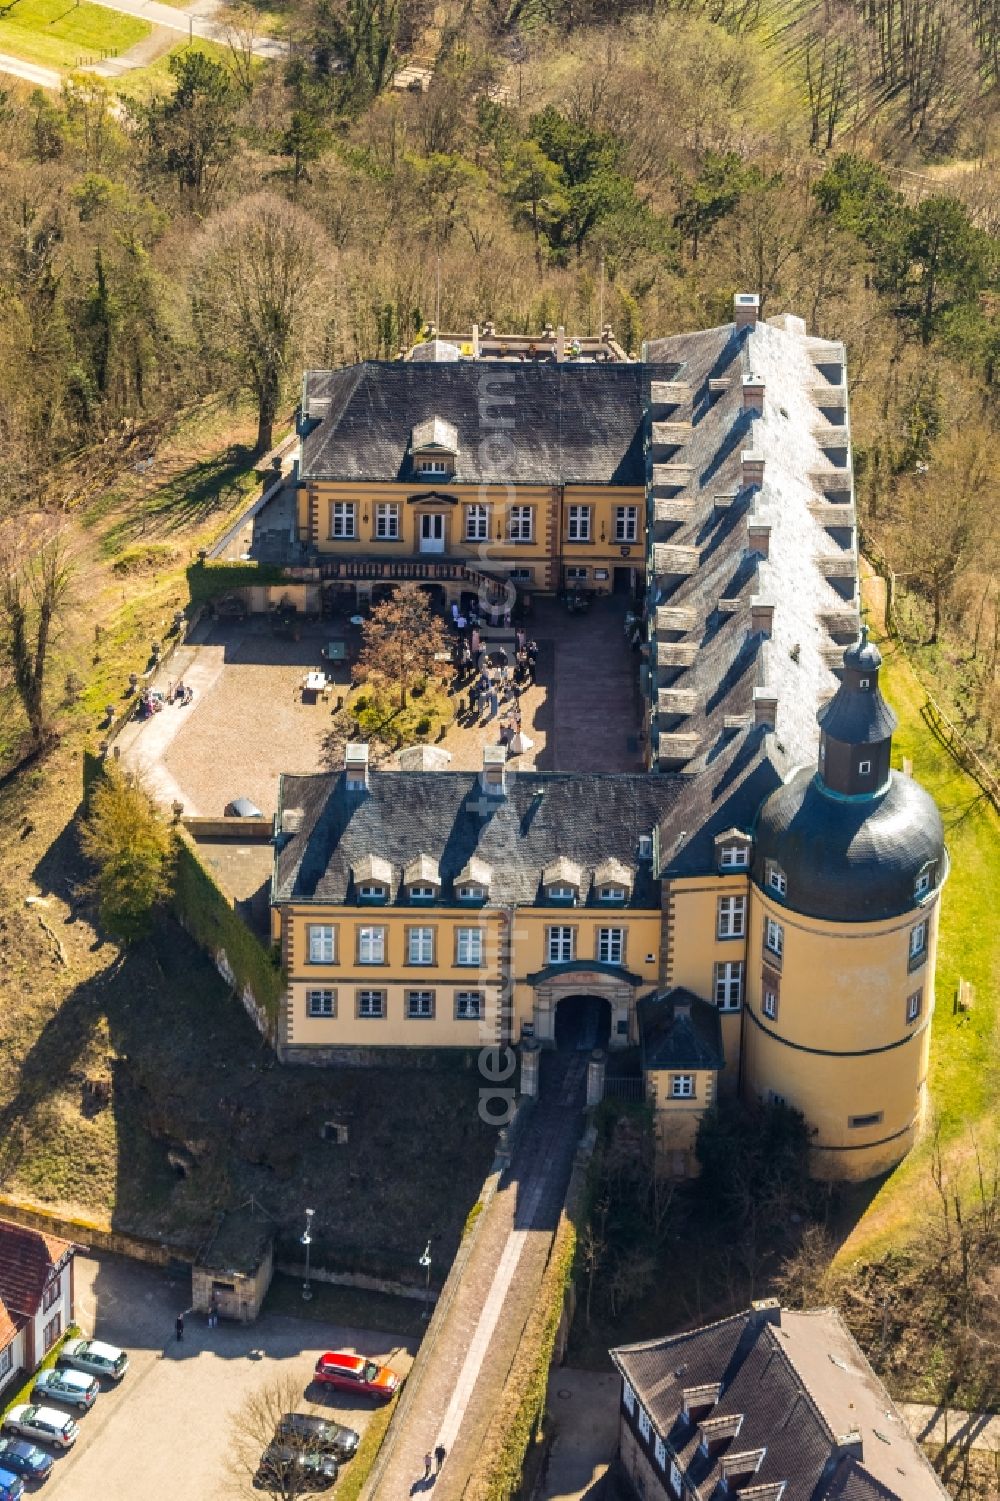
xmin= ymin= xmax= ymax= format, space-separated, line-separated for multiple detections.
xmin=543 ymin=857 xmax=583 ymax=904
xmin=353 ymin=854 xmax=394 ymax=903
xmin=638 ymin=835 xmax=653 ymax=860
xmin=599 ymin=886 xmax=626 ymax=903
xmin=404 ymin=854 xmax=441 ymax=902
xmin=417 ymin=458 xmax=450 ymax=475
xmin=410 ymin=416 xmax=458 ymax=477
xmin=458 ymin=884 xmax=485 ymax=903
xmin=858 ymin=759 xmax=871 ymax=775
xmin=914 ymin=867 xmax=932 ymax=899
xmin=767 ymin=864 xmax=787 ymax=897
xmin=859 ymin=677 xmax=870 ymax=688
xmin=456 ymin=857 xmax=492 ymax=904
xmin=549 ymin=884 xmax=576 ymax=903
xmin=720 ymin=846 xmax=749 ymax=870
xmin=410 ymin=884 xmax=435 ymax=901
xmin=358 ymin=883 xmax=387 ymax=903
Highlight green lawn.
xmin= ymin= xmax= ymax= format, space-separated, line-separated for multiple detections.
xmin=0 ymin=0 xmax=148 ymax=71
xmin=115 ymin=36 xmax=255 ymax=98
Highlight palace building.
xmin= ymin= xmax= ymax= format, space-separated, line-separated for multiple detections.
xmin=267 ymin=295 xmax=947 ymax=1182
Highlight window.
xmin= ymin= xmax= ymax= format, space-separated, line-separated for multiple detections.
xmin=465 ymin=504 xmax=490 ymax=541
xmin=765 ymin=918 xmax=784 ymax=958
xmin=849 ymin=1111 xmax=884 ymax=1128
xmin=0 ymin=1346 xmax=12 ymax=1380
xmin=457 ymin=885 xmax=485 ymax=902
xmin=714 ymin=961 xmax=744 ymax=1011
xmin=356 ymin=988 xmax=385 ymax=1018
xmin=906 ymin=989 xmax=922 ymax=1023
xmin=358 ymin=883 xmax=387 ymax=902
xmin=548 ymin=884 xmax=576 ymax=903
xmin=567 ymin=505 xmax=591 ymax=541
xmin=407 ymin=927 xmax=434 ymax=965
xmin=417 ymin=458 xmax=449 ymax=475
xmin=409 ymin=884 xmax=435 ymax=900
xmin=456 ymin=928 xmax=483 ymax=966
xmin=671 ymin=1074 xmax=695 ymax=1098
xmin=330 ymin=501 xmax=356 ymax=539
xmin=357 ymin=926 xmax=386 ymax=964
xmin=909 ymin=920 xmax=928 ymax=968
xmin=638 ymin=835 xmax=653 ymax=860
xmin=307 ymin=924 xmax=335 ymax=964
xmin=623 ymin=1381 xmax=636 ymax=1415
xmin=670 ymin=1461 xmax=683 ymax=1496
xmin=654 ymin=1436 xmax=667 ymax=1469
xmin=859 ymin=677 xmax=870 ymax=688
xmin=914 ymin=869 xmax=931 ymax=898
xmin=510 ymin=568 xmax=534 ymax=582
xmin=597 ymin=928 xmax=625 ymax=965
xmin=455 ymin=991 xmax=483 ymax=1019
xmin=599 ymin=886 xmax=626 ymax=902
xmin=374 ymin=503 xmax=399 ymax=540
xmin=43 ymin=1313 xmax=62 ymax=1352
xmin=508 ymin=506 xmax=534 ymax=542
xmin=763 ymin=988 xmax=778 ymax=1020
xmin=547 ymin=926 xmax=575 ymax=963
xmin=720 ymin=845 xmax=749 ymax=869
xmin=615 ymin=506 xmax=638 ymax=542
xmin=858 ymin=759 xmax=872 ymax=775
xmin=565 ymin=566 xmax=588 ymax=582
xmin=306 ymin=988 xmax=336 ymax=1018
xmin=406 ymin=989 xmax=435 ymax=1018
xmin=638 ymin=1407 xmax=651 ymax=1441
xmin=768 ymin=867 xmax=787 ymax=896
xmin=717 ymin=896 xmax=746 ymax=938
xmin=41 ymin=1276 xmax=60 ymax=1314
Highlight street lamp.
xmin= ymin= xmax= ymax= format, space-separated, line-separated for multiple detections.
xmin=301 ymin=1208 xmax=315 ymax=1302
xmin=419 ymin=1241 xmax=432 ymax=1320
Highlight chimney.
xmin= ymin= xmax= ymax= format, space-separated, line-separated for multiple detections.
xmin=750 ymin=1297 xmax=781 ymax=1326
xmin=742 ymin=376 xmax=765 ymax=413
xmin=734 ymin=293 xmax=760 ymax=329
xmin=750 ymin=598 xmax=774 ymax=637
xmin=753 ymin=689 xmax=778 ymax=730
xmin=741 ymin=450 xmax=765 ymax=490
xmin=833 ymin=1430 xmax=864 ymax=1462
xmin=345 ymin=742 xmax=370 ymax=792
xmin=480 ymin=744 xmax=508 ymax=797
xmin=748 ymin=520 xmax=771 ymax=557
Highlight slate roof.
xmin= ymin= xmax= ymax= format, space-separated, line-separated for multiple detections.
xmin=818 ymin=671 xmax=898 ymax=747
xmin=612 ymin=1306 xmax=948 ymax=1501
xmin=638 ymin=988 xmax=724 ymax=1070
xmin=0 ymin=1219 xmax=74 ymax=1319
xmin=299 ymin=362 xmax=678 ymax=486
xmin=274 ymin=770 xmax=682 ymax=907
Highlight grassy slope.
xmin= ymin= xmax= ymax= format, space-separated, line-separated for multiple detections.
xmin=114 ymin=37 xmax=241 ymax=99
xmin=0 ymin=0 xmax=147 ymax=70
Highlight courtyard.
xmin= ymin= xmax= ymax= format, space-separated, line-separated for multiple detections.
xmin=117 ymin=595 xmax=644 ymax=824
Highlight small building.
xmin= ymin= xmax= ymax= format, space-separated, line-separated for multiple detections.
xmin=611 ymin=1300 xmax=949 ymax=1501
xmin=0 ymin=1219 xmax=77 ymax=1395
xmin=638 ymin=988 xmax=723 ymax=1175
xmin=192 ymin=1206 xmax=275 ymax=1323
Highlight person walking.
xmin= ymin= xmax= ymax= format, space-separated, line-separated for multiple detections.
xmin=175 ymin=1313 xmax=184 ymax=1342
xmin=488 ymin=687 xmax=499 ymax=721
xmin=423 ymin=1452 xmax=433 ymax=1481
xmin=434 ymin=1444 xmax=447 ymax=1473
xmin=208 ymin=1293 xmax=219 ymax=1329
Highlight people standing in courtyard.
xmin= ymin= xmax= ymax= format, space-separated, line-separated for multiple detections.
xmin=488 ymin=686 xmax=499 ymax=720
xmin=208 ymin=1293 xmax=219 ymax=1329
xmin=175 ymin=1313 xmax=184 ymax=1342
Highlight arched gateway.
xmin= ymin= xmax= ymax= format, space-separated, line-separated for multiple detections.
xmin=527 ymin=962 xmax=643 ymax=1049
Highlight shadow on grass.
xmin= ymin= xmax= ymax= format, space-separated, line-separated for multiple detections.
xmin=95 ymin=443 xmax=258 ymax=558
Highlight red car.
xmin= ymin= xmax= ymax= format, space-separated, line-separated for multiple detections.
xmin=313 ymin=1352 xmax=399 ymax=1402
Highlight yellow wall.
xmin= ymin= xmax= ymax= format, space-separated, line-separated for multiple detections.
xmin=664 ymin=874 xmax=748 ymax=1091
xmin=560 ymin=485 xmax=646 ymax=594
xmin=741 ymin=884 xmax=942 ymax=1179
xmin=648 ymin=1066 xmax=717 ymax=1173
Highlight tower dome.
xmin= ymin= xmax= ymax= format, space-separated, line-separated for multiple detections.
xmin=752 ymin=631 xmax=946 ymax=921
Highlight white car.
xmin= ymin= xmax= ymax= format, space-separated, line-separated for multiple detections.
xmin=2 ymin=1405 xmax=78 ymax=1450
xmin=60 ymin=1338 xmax=129 ymax=1382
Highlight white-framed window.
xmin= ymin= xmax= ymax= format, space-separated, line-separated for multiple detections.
xmin=765 ymin=918 xmax=784 ymax=957
xmin=455 ymin=991 xmax=483 ymax=1019
xmin=906 ymin=989 xmax=922 ymax=1023
xmin=43 ymin=1313 xmax=62 ymax=1352
xmin=357 ymin=926 xmax=386 ymax=964
xmin=356 ymin=988 xmax=385 ymax=1018
xmin=548 ymin=884 xmax=577 ymax=903
xmin=457 ymin=884 xmax=485 ymax=902
xmin=409 ymin=884 xmax=436 ymax=900
xmin=858 ymin=759 xmax=871 ymax=775
xmin=670 ymin=1459 xmax=683 ymax=1495
xmin=307 ymin=924 xmax=335 ymax=964
xmin=720 ymin=845 xmax=749 ymax=869
xmin=763 ymin=988 xmax=778 ymax=1020
xmin=909 ymin=919 xmax=928 ymax=965
xmin=914 ymin=869 xmax=931 ymax=898
xmin=547 ymin=926 xmax=575 ymax=963
xmin=465 ymin=504 xmax=490 ymax=541
xmin=597 ymin=928 xmax=625 ymax=965
xmin=623 ymin=1381 xmax=636 ymax=1415
xmin=615 ymin=505 xmax=638 ymax=542
xmin=654 ymin=1435 xmax=667 ymax=1469
xmin=508 ymin=506 xmax=534 ymax=542
xmin=567 ymin=505 xmax=591 ymax=541
xmin=358 ymin=883 xmax=387 ymax=901
xmin=768 ymin=867 xmax=787 ymax=896
xmin=417 ymin=457 xmax=449 ymax=475
xmin=859 ymin=677 xmax=870 ymax=688
xmin=306 ymin=988 xmax=336 ymax=1018
xmin=638 ymin=834 xmax=653 ymax=860
xmin=330 ymin=501 xmax=356 ymax=539
xmin=406 ymin=989 xmax=435 ymax=1018
xmin=671 ymin=1074 xmax=694 ymax=1098
xmin=638 ymin=1407 xmax=651 ymax=1441
xmin=565 ymin=566 xmax=588 ymax=582
xmin=714 ymin=961 xmax=744 ymax=1010
xmin=0 ymin=1345 xmax=12 ymax=1380
xmin=510 ymin=567 xmax=534 ymax=582
xmin=374 ymin=503 xmax=399 ymax=539
xmin=408 ymin=927 xmax=434 ymax=965
xmin=717 ymin=896 xmax=746 ymax=938
xmin=599 ymin=886 xmax=626 ymax=902
xmin=456 ymin=928 xmax=483 ymax=966
xmin=41 ymin=1276 xmax=61 ymax=1314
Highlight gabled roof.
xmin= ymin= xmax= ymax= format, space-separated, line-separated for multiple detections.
xmin=411 ymin=416 xmax=458 ymax=453
xmin=542 ymin=856 xmax=583 ymax=889
xmin=638 ymin=988 xmax=723 ymax=1071
xmin=351 ymin=853 xmax=393 ymax=887
xmin=0 ymin=1219 xmax=74 ymax=1319
xmin=404 ymin=854 xmax=440 ymax=887
xmin=593 ymin=857 xmax=633 ymax=889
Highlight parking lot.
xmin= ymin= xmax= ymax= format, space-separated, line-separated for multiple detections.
xmin=38 ymin=1254 xmax=414 ymax=1500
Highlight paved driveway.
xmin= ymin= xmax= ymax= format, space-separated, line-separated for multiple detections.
xmin=43 ymin=1254 xmax=414 ymax=1500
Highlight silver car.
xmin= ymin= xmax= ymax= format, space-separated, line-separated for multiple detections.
xmin=31 ymin=1368 xmax=98 ymax=1412
xmin=60 ymin=1338 xmax=129 ymax=1382
xmin=2 ymin=1406 xmax=78 ymax=1450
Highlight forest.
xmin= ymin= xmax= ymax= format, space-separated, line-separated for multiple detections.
xmin=0 ymin=0 xmax=998 ymax=762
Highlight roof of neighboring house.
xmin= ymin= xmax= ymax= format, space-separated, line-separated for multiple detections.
xmin=0 ymin=1295 xmax=19 ymax=1350
xmin=299 ymin=361 xmax=678 ymax=486
xmin=274 ymin=770 xmax=682 ymax=908
xmin=638 ymin=988 xmax=724 ymax=1071
xmin=0 ymin=1219 xmax=74 ymax=1319
xmin=611 ymin=1305 xmax=949 ymax=1501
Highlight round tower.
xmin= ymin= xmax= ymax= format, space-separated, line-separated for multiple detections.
xmin=743 ymin=631 xmax=947 ymax=1180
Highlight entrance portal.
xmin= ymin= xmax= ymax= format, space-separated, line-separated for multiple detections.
xmin=613 ymin=565 xmax=635 ymax=596
xmin=554 ymin=994 xmax=612 ymax=1051
xmin=420 ymin=513 xmax=446 ymax=553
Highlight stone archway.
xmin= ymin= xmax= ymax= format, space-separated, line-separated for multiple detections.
xmin=554 ymin=993 xmax=612 ymax=1051
xmin=530 ymin=964 xmax=640 ymax=1049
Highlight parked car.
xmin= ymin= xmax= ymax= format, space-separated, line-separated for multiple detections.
xmin=275 ymin=1412 xmax=359 ymax=1461
xmin=59 ymin=1338 xmax=129 ymax=1382
xmin=0 ymin=1467 xmax=24 ymax=1501
xmin=313 ymin=1352 xmax=399 ymax=1401
xmin=254 ymin=1443 xmax=337 ymax=1492
xmin=0 ymin=1437 xmax=54 ymax=1483
xmin=1 ymin=1407 xmax=78 ymax=1451
xmin=31 ymin=1369 xmax=99 ymax=1413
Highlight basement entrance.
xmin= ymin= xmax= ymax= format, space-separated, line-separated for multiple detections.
xmin=554 ymin=994 xmax=612 ymax=1051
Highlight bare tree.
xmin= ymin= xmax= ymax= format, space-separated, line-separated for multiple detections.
xmin=227 ymin=1372 xmax=340 ymax=1500
xmin=0 ymin=514 xmax=74 ymax=751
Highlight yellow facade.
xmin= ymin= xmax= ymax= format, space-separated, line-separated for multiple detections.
xmin=663 ymin=873 xmax=749 ymax=1093
xmin=647 ymin=1066 xmax=719 ymax=1175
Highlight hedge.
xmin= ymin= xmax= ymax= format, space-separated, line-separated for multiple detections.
xmin=335 ymin=1392 xmax=399 ymax=1501
xmin=186 ymin=560 xmax=288 ymax=606
xmin=172 ymin=832 xmax=284 ymax=1036
xmin=1 ymin=1326 xmax=80 ymax=1419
